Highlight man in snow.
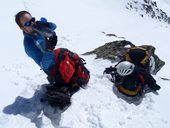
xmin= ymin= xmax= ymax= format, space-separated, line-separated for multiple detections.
xmin=15 ymin=11 xmax=57 ymax=74
xmin=15 ymin=11 xmax=90 ymax=100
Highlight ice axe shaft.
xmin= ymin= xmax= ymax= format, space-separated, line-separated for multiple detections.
xmin=32 ymin=26 xmax=55 ymax=38
xmin=159 ymin=77 xmax=170 ymax=81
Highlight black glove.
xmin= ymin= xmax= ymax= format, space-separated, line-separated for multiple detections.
xmin=46 ymin=35 xmax=58 ymax=51
xmin=103 ymin=66 xmax=116 ymax=74
xmin=35 ymin=21 xmax=50 ymax=29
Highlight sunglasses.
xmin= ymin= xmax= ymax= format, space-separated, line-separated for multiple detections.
xmin=24 ymin=17 xmax=35 ymax=27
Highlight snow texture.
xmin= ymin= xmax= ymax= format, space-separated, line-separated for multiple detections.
xmin=0 ymin=0 xmax=170 ymax=128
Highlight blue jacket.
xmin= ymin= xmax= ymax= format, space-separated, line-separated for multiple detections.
xmin=23 ymin=22 xmax=57 ymax=72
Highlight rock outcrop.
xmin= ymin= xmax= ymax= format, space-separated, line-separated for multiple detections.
xmin=126 ymin=0 xmax=170 ymax=24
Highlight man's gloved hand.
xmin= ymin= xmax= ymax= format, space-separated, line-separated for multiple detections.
xmin=103 ymin=66 xmax=116 ymax=74
xmin=46 ymin=35 xmax=58 ymax=51
xmin=35 ymin=21 xmax=50 ymax=29
xmin=34 ymin=17 xmax=50 ymax=29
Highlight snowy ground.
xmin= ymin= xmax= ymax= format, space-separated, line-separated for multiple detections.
xmin=0 ymin=0 xmax=170 ymax=128
xmin=155 ymin=0 xmax=170 ymax=15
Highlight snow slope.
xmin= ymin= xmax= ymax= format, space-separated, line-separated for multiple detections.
xmin=155 ymin=0 xmax=170 ymax=15
xmin=0 ymin=0 xmax=170 ymax=128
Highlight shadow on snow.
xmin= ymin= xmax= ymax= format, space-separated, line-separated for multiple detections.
xmin=3 ymin=84 xmax=69 ymax=128
xmin=112 ymin=84 xmax=159 ymax=106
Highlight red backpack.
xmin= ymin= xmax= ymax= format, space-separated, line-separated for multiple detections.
xmin=50 ymin=48 xmax=90 ymax=86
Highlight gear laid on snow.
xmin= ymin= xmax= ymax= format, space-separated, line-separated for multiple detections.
xmin=104 ymin=46 xmax=161 ymax=97
xmin=41 ymin=85 xmax=72 ymax=110
xmin=40 ymin=82 xmax=81 ymax=109
xmin=47 ymin=48 xmax=90 ymax=87
xmin=116 ymin=61 xmax=135 ymax=76
xmin=37 ymin=46 xmax=90 ymax=109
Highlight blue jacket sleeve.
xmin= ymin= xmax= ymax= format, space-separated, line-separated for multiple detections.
xmin=24 ymin=37 xmax=43 ymax=66
xmin=41 ymin=51 xmax=55 ymax=71
xmin=24 ymin=36 xmax=55 ymax=71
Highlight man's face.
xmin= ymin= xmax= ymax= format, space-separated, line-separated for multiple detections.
xmin=19 ymin=13 xmax=35 ymax=34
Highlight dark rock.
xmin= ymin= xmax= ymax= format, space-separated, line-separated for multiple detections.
xmin=84 ymin=40 xmax=134 ymax=61
xmin=126 ymin=0 xmax=170 ymax=25
xmin=168 ymin=17 xmax=170 ymax=24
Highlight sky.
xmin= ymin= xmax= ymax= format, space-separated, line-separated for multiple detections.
xmin=0 ymin=0 xmax=170 ymax=128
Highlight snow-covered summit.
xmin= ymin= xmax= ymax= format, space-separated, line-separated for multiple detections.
xmin=126 ymin=0 xmax=170 ymax=24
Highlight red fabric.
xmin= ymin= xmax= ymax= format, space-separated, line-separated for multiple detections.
xmin=51 ymin=48 xmax=60 ymax=77
xmin=59 ymin=51 xmax=75 ymax=83
xmin=138 ymin=74 xmax=145 ymax=84
xmin=51 ymin=48 xmax=90 ymax=85
xmin=78 ymin=66 xmax=90 ymax=81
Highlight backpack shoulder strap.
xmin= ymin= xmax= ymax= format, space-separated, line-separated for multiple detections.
xmin=57 ymin=48 xmax=68 ymax=64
